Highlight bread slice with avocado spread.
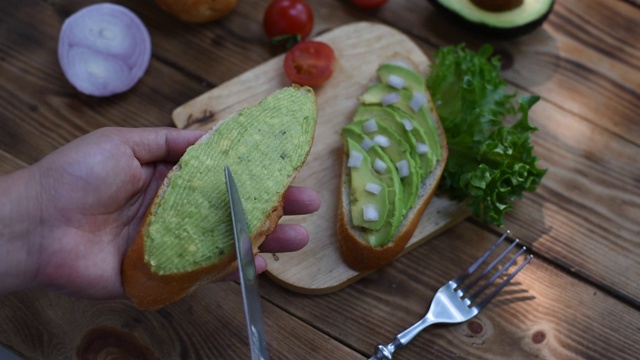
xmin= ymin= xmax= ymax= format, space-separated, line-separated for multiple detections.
xmin=122 ymin=86 xmax=317 ymax=310
xmin=337 ymin=62 xmax=448 ymax=272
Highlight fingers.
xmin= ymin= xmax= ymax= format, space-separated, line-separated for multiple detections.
xmin=115 ymin=127 xmax=205 ymax=164
xmin=259 ymin=224 xmax=309 ymax=253
xmin=283 ymin=186 xmax=322 ymax=215
xmin=223 ymin=255 xmax=268 ymax=282
xmin=255 ymin=255 xmax=268 ymax=275
xmin=220 ymin=224 xmax=308 ymax=282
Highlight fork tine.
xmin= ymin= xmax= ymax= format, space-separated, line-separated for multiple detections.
xmin=471 ymin=251 xmax=533 ymax=310
xmin=454 ymin=231 xmax=509 ymax=284
xmin=459 ymin=239 xmax=521 ymax=293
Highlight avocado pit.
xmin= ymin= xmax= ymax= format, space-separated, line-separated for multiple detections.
xmin=470 ymin=0 xmax=523 ymax=12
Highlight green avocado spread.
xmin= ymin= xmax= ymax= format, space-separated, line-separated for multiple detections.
xmin=341 ymin=64 xmax=442 ymax=248
xmin=145 ymin=86 xmax=317 ymax=275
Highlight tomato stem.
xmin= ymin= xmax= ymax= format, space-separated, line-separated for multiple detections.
xmin=270 ymin=34 xmax=302 ymax=49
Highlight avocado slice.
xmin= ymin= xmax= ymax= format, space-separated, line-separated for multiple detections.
xmin=344 ymin=119 xmax=419 ymax=213
xmin=429 ymin=0 xmax=555 ymax=39
xmin=377 ymin=63 xmax=427 ymax=94
xmin=345 ymin=139 xmax=389 ymax=231
xmin=354 ymin=104 xmax=434 ymax=179
xmin=359 ymin=83 xmax=441 ymax=171
xmin=341 ymin=129 xmax=404 ymax=247
xmin=341 ymin=63 xmax=448 ymax=248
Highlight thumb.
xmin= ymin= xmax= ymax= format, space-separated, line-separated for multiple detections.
xmin=115 ymin=127 xmax=206 ymax=164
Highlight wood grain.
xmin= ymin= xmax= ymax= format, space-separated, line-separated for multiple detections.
xmin=261 ymin=222 xmax=640 ymax=359
xmin=0 ymin=283 xmax=361 ymax=360
xmin=0 ymin=0 xmax=638 ymax=359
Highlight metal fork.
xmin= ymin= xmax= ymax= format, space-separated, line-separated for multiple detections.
xmin=368 ymin=231 xmax=533 ymax=360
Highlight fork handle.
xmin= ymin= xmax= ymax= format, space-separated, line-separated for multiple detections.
xmin=368 ymin=317 xmax=435 ymax=359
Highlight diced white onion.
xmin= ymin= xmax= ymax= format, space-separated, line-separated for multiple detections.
xmin=387 ymin=74 xmax=405 ymax=89
xmin=360 ymin=137 xmax=374 ymax=151
xmin=410 ymin=92 xmax=427 ymax=112
xmin=417 ymin=142 xmax=429 ymax=155
xmin=363 ymin=204 xmax=380 ymax=222
xmin=381 ymin=92 xmax=400 ymax=106
xmin=363 ymin=118 xmax=378 ymax=133
xmin=348 ymin=150 xmax=364 ymax=168
xmin=373 ymin=134 xmax=391 ymax=148
xmin=364 ymin=182 xmax=382 ymax=195
xmin=401 ymin=118 xmax=414 ymax=131
xmin=373 ymin=158 xmax=387 ymax=174
xmin=396 ymin=159 xmax=410 ymax=178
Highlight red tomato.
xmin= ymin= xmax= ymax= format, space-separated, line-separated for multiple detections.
xmin=351 ymin=0 xmax=388 ymax=8
xmin=284 ymin=41 xmax=336 ymax=87
xmin=263 ymin=0 xmax=314 ymax=41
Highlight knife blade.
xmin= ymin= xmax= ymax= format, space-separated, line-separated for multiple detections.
xmin=224 ymin=166 xmax=269 ymax=360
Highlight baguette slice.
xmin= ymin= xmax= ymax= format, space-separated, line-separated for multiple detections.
xmin=123 ymin=86 xmax=317 ymax=309
xmin=337 ymin=65 xmax=448 ymax=272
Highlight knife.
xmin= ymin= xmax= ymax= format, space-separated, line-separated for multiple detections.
xmin=224 ymin=166 xmax=269 ymax=360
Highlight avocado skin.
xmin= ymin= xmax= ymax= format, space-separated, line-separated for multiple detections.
xmin=428 ymin=0 xmax=554 ymax=39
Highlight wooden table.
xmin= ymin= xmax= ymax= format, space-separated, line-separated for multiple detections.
xmin=1 ymin=0 xmax=638 ymax=359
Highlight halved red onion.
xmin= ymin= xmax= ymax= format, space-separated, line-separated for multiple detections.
xmin=58 ymin=3 xmax=151 ymax=97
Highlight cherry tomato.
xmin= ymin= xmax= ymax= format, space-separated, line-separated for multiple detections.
xmin=284 ymin=41 xmax=336 ymax=87
xmin=263 ymin=0 xmax=314 ymax=41
xmin=351 ymin=0 xmax=388 ymax=8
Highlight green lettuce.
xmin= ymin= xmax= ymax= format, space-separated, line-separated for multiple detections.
xmin=427 ymin=44 xmax=546 ymax=226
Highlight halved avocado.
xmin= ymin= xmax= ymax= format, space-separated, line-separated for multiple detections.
xmin=428 ymin=0 xmax=554 ymax=38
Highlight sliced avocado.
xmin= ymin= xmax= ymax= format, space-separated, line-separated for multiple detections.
xmin=345 ymin=119 xmax=419 ymax=213
xmin=429 ymin=0 xmax=555 ymax=38
xmin=354 ymin=104 xmax=434 ymax=179
xmin=144 ymin=86 xmax=317 ymax=275
xmin=341 ymin=128 xmax=404 ymax=247
xmin=359 ymin=84 xmax=442 ymax=172
xmin=345 ymin=139 xmax=389 ymax=231
xmin=377 ymin=63 xmax=426 ymax=94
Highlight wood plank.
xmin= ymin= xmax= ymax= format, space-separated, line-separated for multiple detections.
xmin=0 ymin=150 xmax=26 ymax=175
xmin=0 ymin=282 xmax=362 ymax=359
xmin=261 ymin=221 xmax=640 ymax=359
xmin=501 ymin=99 xmax=640 ymax=304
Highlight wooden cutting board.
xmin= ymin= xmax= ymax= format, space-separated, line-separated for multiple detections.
xmin=172 ymin=22 xmax=469 ymax=294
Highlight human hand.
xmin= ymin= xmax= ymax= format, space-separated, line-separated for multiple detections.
xmin=4 ymin=127 xmax=319 ymax=299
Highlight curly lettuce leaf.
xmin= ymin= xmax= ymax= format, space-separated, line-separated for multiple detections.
xmin=427 ymin=44 xmax=546 ymax=226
